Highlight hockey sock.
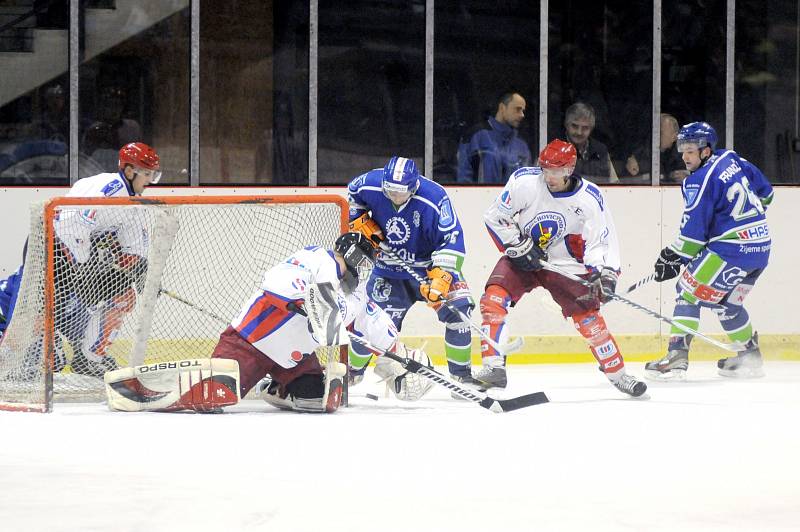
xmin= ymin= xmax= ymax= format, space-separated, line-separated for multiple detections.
xmin=670 ymin=297 xmax=701 ymax=336
xmin=480 ymin=285 xmax=511 ymax=361
xmin=573 ymin=310 xmax=624 ymax=377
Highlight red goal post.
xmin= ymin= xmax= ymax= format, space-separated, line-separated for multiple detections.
xmin=0 ymin=194 xmax=349 ymax=412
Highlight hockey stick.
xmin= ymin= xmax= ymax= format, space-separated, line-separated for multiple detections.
xmin=625 ymin=273 xmax=657 ymax=294
xmin=159 ymin=288 xmax=229 ymax=325
xmin=539 ymin=260 xmax=741 ymax=352
xmin=376 ymin=242 xmax=523 ymax=356
xmin=346 ymin=332 xmax=547 ymax=412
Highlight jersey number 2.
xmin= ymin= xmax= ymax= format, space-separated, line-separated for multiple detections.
xmin=726 ymin=177 xmax=764 ymax=221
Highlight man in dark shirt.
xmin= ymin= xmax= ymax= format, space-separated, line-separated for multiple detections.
xmin=621 ymin=113 xmax=689 ymax=183
xmin=456 ymin=92 xmax=532 ymax=184
xmin=563 ymin=102 xmax=618 ymax=183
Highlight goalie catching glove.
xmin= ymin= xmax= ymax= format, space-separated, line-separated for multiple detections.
xmin=419 ymin=267 xmax=453 ymax=304
xmin=505 ymin=238 xmax=546 ymax=271
xmin=373 ymin=343 xmax=434 ymax=401
xmin=348 ymin=213 xmax=384 ymax=249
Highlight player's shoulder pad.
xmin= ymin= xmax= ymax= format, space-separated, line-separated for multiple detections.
xmin=347 ymin=168 xmax=382 ymax=193
xmin=582 ymin=180 xmax=605 ymax=211
xmin=101 ymin=175 xmax=125 ymax=196
xmin=510 ymin=166 xmax=541 ymax=181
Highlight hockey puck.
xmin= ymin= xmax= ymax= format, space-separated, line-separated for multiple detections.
xmin=366 ymin=393 xmax=379 ymax=401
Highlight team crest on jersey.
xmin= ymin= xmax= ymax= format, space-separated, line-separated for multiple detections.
xmin=384 ymin=217 xmax=411 ymax=245
xmin=523 ymin=211 xmax=566 ymax=250
xmin=371 ymin=278 xmax=392 ymax=303
xmin=439 ymin=199 xmax=454 ymax=227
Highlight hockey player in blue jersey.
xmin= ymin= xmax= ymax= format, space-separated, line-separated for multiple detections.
xmin=347 ymin=156 xmax=482 ymax=390
xmin=645 ymin=122 xmax=774 ymax=380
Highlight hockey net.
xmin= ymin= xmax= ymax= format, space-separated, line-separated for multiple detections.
xmin=0 ymin=195 xmax=348 ymax=412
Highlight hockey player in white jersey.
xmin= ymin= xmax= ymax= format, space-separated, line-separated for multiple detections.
xmin=210 ymin=232 xmax=432 ymax=413
xmin=645 ymin=122 xmax=774 ymax=380
xmin=104 ymin=232 xmax=434 ymax=413
xmin=478 ymin=139 xmax=646 ymax=397
xmin=8 ymin=142 xmax=161 ymax=380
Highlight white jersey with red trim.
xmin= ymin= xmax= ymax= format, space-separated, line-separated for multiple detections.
xmin=231 ymin=246 xmax=397 ymax=369
xmin=54 ymin=171 xmax=146 ymax=264
xmin=483 ymin=166 xmax=621 ymax=275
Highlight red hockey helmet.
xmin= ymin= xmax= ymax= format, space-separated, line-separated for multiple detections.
xmin=118 ymin=142 xmax=162 ymax=183
xmin=538 ymin=139 xmax=577 ymax=171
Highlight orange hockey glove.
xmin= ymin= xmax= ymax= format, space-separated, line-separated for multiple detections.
xmin=348 ymin=213 xmax=384 ymax=249
xmin=419 ymin=267 xmax=453 ymax=304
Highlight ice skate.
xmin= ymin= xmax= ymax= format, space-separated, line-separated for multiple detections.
xmin=610 ymin=373 xmax=647 ymax=397
xmin=449 ymin=372 xmax=486 ymax=399
xmin=644 ymin=349 xmax=689 ymax=381
xmin=717 ymin=334 xmax=764 ymax=378
xmin=472 ymin=356 xmax=507 ymax=389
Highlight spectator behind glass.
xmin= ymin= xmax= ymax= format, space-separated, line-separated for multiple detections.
xmin=82 ymin=85 xmax=143 ymax=172
xmin=456 ymin=92 xmax=532 ymax=184
xmin=622 ymin=113 xmax=689 ymax=183
xmin=564 ymin=102 xmax=618 ymax=183
xmin=29 ymin=83 xmax=69 ymax=142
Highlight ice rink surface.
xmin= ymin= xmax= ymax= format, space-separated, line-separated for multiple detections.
xmin=2 ymin=361 xmax=799 ymax=532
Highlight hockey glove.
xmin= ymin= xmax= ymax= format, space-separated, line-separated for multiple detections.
xmin=654 ymin=247 xmax=684 ymax=282
xmin=585 ymin=267 xmax=618 ymax=304
xmin=505 ymin=238 xmax=546 ymax=271
xmin=419 ymin=267 xmax=453 ymax=304
xmin=348 ymin=213 xmax=384 ymax=249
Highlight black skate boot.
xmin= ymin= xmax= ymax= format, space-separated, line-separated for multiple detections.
xmin=472 ymin=356 xmax=508 ymax=389
xmin=70 ymin=350 xmax=118 ymax=379
xmin=717 ymin=333 xmax=764 ymax=378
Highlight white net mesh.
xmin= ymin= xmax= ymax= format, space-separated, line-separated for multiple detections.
xmin=0 ymin=196 xmax=347 ymax=411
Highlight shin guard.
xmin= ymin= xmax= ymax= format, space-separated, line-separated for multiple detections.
xmin=573 ymin=310 xmax=624 ymax=376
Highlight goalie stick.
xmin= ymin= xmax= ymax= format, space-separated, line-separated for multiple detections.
xmin=159 ymin=288 xmax=229 ymax=325
xmin=346 ymin=333 xmax=548 ymax=413
xmin=375 ymin=242 xmax=523 ymax=356
xmin=539 ymin=260 xmax=742 ymax=352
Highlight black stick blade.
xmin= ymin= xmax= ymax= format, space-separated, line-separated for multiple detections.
xmin=479 ymin=391 xmax=549 ymax=413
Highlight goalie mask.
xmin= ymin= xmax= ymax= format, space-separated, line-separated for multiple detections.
xmin=334 ymin=232 xmax=375 ymax=284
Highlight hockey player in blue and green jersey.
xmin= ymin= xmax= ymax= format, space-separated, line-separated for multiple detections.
xmin=645 ymin=122 xmax=774 ymax=380
xmin=346 ymin=156 xmax=482 ymax=392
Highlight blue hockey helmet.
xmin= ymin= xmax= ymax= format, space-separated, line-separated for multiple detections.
xmin=382 ymin=156 xmax=420 ymax=205
xmin=676 ymin=122 xmax=718 ymax=153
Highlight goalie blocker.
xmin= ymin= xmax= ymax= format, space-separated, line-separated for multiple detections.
xmin=104 ymin=358 xmax=240 ymax=412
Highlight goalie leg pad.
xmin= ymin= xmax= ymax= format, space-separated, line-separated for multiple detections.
xmin=104 ymin=358 xmax=240 ymax=412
